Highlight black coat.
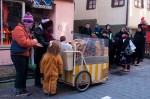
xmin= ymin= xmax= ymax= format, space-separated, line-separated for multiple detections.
xmin=34 ymin=27 xmax=49 ymax=63
xmin=121 ymin=38 xmax=130 ymax=52
xmin=133 ymin=31 xmax=145 ymax=58
xmin=119 ymin=37 xmax=131 ymax=64
xmin=114 ymin=31 xmax=124 ymax=56
xmin=102 ymin=29 xmax=114 ymax=50
xmin=81 ymin=27 xmax=92 ymax=35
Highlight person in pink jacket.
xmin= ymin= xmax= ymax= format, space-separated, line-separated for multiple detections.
xmin=11 ymin=12 xmax=42 ymax=96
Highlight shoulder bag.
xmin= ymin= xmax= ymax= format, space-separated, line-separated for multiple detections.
xmin=10 ymin=40 xmax=26 ymax=54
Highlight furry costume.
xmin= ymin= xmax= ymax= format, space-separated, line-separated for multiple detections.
xmin=40 ymin=41 xmax=63 ymax=95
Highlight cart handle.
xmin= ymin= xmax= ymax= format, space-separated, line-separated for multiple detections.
xmin=61 ymin=51 xmax=89 ymax=71
xmin=61 ymin=51 xmax=82 ymax=53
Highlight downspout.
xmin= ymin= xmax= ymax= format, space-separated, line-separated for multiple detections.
xmin=126 ymin=0 xmax=129 ymax=26
xmin=1 ymin=0 xmax=3 ymax=45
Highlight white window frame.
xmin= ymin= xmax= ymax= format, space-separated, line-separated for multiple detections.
xmin=111 ymin=0 xmax=125 ymax=8
xmin=134 ymin=0 xmax=144 ymax=8
xmin=86 ymin=0 xmax=96 ymax=10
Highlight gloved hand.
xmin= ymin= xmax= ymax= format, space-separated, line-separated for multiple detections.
xmin=36 ymin=43 xmax=43 ymax=47
xmin=41 ymin=73 xmax=44 ymax=80
xmin=59 ymin=74 xmax=62 ymax=78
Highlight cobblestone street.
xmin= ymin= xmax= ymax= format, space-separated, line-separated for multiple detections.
xmin=0 ymin=58 xmax=150 ymax=99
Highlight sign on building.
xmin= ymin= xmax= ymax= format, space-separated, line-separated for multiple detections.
xmin=30 ymin=0 xmax=53 ymax=9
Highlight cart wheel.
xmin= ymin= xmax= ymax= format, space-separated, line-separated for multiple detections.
xmin=75 ymin=71 xmax=91 ymax=92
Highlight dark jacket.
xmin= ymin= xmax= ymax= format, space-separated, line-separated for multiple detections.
xmin=121 ymin=37 xmax=130 ymax=52
xmin=34 ymin=27 xmax=49 ymax=63
xmin=81 ymin=27 xmax=92 ymax=35
xmin=133 ymin=31 xmax=145 ymax=44
xmin=133 ymin=31 xmax=145 ymax=58
xmin=103 ymin=29 xmax=114 ymax=50
xmin=94 ymin=27 xmax=103 ymax=38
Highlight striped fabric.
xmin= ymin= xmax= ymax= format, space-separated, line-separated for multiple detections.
xmin=60 ymin=63 xmax=109 ymax=86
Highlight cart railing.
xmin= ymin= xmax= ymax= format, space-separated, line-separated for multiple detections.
xmin=145 ymin=42 xmax=150 ymax=58
xmin=61 ymin=50 xmax=89 ymax=71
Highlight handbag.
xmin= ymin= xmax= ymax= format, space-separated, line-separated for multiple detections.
xmin=10 ymin=40 xmax=26 ymax=54
xmin=124 ymin=44 xmax=133 ymax=55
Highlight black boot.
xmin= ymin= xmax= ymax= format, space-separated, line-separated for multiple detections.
xmin=35 ymin=83 xmax=43 ymax=88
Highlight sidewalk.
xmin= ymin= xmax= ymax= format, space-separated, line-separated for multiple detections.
xmin=0 ymin=58 xmax=150 ymax=99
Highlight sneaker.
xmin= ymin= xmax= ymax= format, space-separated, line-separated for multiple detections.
xmin=22 ymin=89 xmax=32 ymax=95
xmin=12 ymin=88 xmax=30 ymax=96
xmin=15 ymin=91 xmax=31 ymax=96
xmin=118 ymin=67 xmax=125 ymax=71
xmin=135 ymin=64 xmax=140 ymax=66
xmin=123 ymin=69 xmax=130 ymax=72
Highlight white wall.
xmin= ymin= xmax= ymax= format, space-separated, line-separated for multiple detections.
xmin=75 ymin=0 xmax=150 ymax=27
xmin=74 ymin=0 xmax=127 ymax=25
xmin=96 ymin=0 xmax=127 ymax=25
xmin=54 ymin=0 xmax=74 ymax=42
xmin=128 ymin=0 xmax=150 ymax=28
xmin=74 ymin=0 xmax=97 ymax=20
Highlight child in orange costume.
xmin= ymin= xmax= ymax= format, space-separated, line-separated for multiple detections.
xmin=40 ymin=40 xmax=63 ymax=95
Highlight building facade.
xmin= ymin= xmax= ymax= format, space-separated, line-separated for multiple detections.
xmin=0 ymin=0 xmax=74 ymax=66
xmin=74 ymin=0 xmax=150 ymax=33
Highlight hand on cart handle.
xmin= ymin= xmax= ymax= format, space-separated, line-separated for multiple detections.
xmin=59 ymin=74 xmax=62 ymax=78
xmin=41 ymin=73 xmax=44 ymax=80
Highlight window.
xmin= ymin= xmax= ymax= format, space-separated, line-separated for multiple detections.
xmin=134 ymin=0 xmax=144 ymax=8
xmin=86 ymin=0 xmax=96 ymax=10
xmin=0 ymin=1 xmax=24 ymax=46
xmin=111 ymin=0 xmax=125 ymax=7
xmin=148 ymin=0 xmax=150 ymax=10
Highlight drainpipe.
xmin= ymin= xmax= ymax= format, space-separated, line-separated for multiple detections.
xmin=1 ymin=0 xmax=3 ymax=45
xmin=126 ymin=0 xmax=129 ymax=26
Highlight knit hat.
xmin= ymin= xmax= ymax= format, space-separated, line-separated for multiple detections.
xmin=41 ymin=17 xmax=52 ymax=30
xmin=141 ymin=17 xmax=145 ymax=21
xmin=60 ymin=36 xmax=66 ymax=42
xmin=42 ymin=18 xmax=50 ymax=24
xmin=23 ymin=12 xmax=34 ymax=21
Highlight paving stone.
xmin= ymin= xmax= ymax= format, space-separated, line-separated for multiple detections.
xmin=0 ymin=58 xmax=150 ymax=99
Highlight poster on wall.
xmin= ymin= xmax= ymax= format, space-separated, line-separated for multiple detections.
xmin=30 ymin=0 xmax=53 ymax=9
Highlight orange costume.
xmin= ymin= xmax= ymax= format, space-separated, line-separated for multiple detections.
xmin=40 ymin=53 xmax=63 ymax=94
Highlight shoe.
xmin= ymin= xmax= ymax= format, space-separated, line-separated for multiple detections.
xmin=45 ymin=93 xmax=56 ymax=96
xmin=135 ymin=64 xmax=140 ymax=66
xmin=35 ymin=84 xmax=43 ymax=88
xmin=123 ymin=69 xmax=130 ymax=72
xmin=12 ymin=88 xmax=31 ymax=96
xmin=140 ymin=59 xmax=143 ymax=62
xmin=118 ymin=67 xmax=125 ymax=71
xmin=22 ymin=89 xmax=32 ymax=95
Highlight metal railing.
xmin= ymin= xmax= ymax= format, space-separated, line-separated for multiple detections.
xmin=145 ymin=42 xmax=150 ymax=58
